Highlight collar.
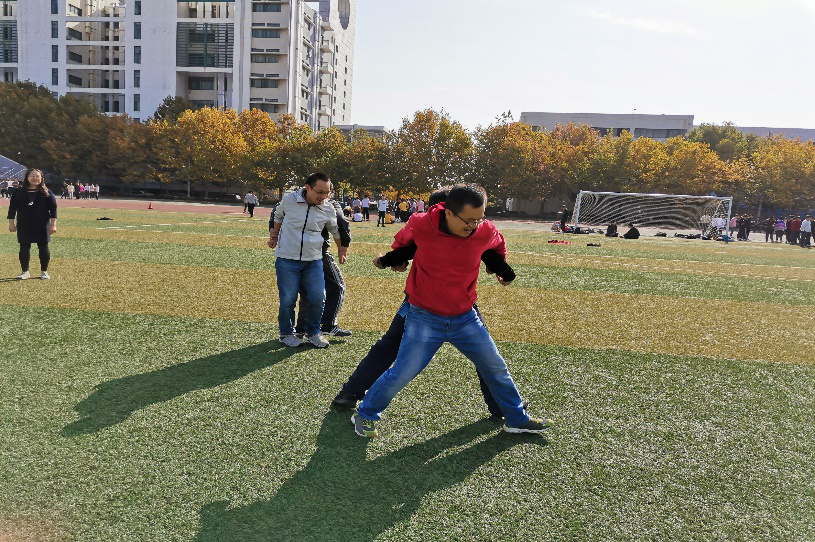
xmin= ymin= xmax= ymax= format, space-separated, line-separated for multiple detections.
xmin=295 ymin=188 xmax=308 ymax=203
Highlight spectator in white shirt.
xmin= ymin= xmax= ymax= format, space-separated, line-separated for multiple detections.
xmin=361 ymin=196 xmax=371 ymax=221
xmin=376 ymin=197 xmax=389 ymax=227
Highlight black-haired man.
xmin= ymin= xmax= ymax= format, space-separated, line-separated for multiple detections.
xmin=268 ymin=173 xmax=346 ymax=348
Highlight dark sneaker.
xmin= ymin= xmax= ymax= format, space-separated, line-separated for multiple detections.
xmin=323 ymin=325 xmax=352 ymax=337
xmin=352 ymin=413 xmax=377 ymax=438
xmin=331 ymin=390 xmax=358 ymax=411
xmin=489 ymin=401 xmax=530 ymax=422
xmin=504 ymin=416 xmax=554 ymax=434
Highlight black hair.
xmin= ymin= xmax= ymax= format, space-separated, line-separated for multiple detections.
xmin=305 ymin=172 xmax=330 ymax=187
xmin=445 ymin=184 xmax=487 ymax=214
xmin=428 ymin=186 xmax=451 ymax=207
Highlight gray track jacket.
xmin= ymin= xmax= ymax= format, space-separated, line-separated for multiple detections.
xmin=273 ymin=188 xmax=340 ymax=261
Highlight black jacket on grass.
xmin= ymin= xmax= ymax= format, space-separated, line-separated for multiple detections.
xmin=7 ymin=189 xmax=58 ymax=244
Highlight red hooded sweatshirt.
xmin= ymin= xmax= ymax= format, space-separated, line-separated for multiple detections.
xmin=391 ymin=203 xmax=506 ymax=317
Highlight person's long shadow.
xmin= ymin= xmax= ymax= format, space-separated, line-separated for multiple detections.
xmin=194 ymin=412 xmax=548 ymax=541
xmin=62 ymin=341 xmax=297 ymax=436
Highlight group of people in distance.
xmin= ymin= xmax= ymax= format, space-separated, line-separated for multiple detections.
xmin=759 ymin=215 xmax=813 ymax=247
xmin=61 ymin=181 xmax=100 ymax=200
xmin=345 ymin=194 xmax=427 ymax=226
xmin=268 ymin=173 xmax=553 ymax=437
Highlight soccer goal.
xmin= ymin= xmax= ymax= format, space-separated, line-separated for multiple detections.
xmin=572 ymin=191 xmax=733 ymax=237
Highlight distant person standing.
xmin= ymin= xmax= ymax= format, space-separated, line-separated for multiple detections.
xmin=560 ymin=204 xmax=572 ymax=232
xmin=763 ymin=217 xmax=775 ymax=243
xmin=352 ymin=196 xmax=361 ymax=213
xmin=7 ymin=168 xmax=57 ymax=280
xmin=361 ymin=195 xmax=371 ymax=221
xmin=376 ymin=196 xmax=389 ymax=227
xmin=800 ymin=216 xmax=812 ymax=248
xmin=729 ymin=215 xmax=738 ymax=237
xmin=94 ymin=184 xmax=100 ymax=200
xmin=398 ymin=199 xmax=409 ymax=222
xmin=417 ymin=199 xmax=425 ymax=213
xmin=88 ymin=183 xmax=96 ymax=200
xmin=789 ymin=216 xmax=801 ymax=245
xmin=774 ymin=217 xmax=786 ymax=243
xmin=0 ymin=179 xmax=8 ymax=199
xmin=245 ymin=191 xmax=259 ymax=218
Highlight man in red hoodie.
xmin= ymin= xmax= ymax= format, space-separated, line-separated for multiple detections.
xmin=352 ymin=184 xmax=553 ymax=437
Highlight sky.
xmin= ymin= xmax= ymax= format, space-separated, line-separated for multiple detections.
xmin=349 ymin=0 xmax=815 ymax=130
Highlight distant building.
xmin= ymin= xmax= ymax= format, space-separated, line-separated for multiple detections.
xmin=0 ymin=153 xmax=25 ymax=180
xmin=520 ymin=112 xmax=694 ymax=141
xmin=732 ymin=126 xmax=815 ymax=142
xmin=335 ymin=123 xmax=386 ymax=139
xmin=2 ymin=0 xmax=356 ymax=130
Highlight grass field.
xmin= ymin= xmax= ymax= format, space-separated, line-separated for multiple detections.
xmin=1 ymin=203 xmax=814 ymax=541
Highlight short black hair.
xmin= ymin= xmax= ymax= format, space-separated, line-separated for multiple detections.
xmin=428 ymin=186 xmax=451 ymax=207
xmin=445 ymin=184 xmax=487 ymax=214
xmin=305 ymin=172 xmax=330 ymax=187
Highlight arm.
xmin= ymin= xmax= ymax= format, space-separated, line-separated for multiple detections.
xmin=374 ymin=244 xmax=417 ymax=271
xmin=324 ymin=208 xmax=345 ymax=264
xmin=334 ymin=204 xmax=351 ymax=248
xmin=48 ymin=192 xmax=58 ymax=235
xmin=7 ymin=192 xmax=16 ymax=232
xmin=481 ymin=250 xmax=516 ymax=285
xmin=268 ymin=201 xmax=284 ymax=248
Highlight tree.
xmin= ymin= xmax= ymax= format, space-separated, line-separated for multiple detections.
xmin=151 ymin=96 xmax=195 ymax=123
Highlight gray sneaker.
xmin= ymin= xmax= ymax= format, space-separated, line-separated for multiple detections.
xmin=279 ymin=334 xmax=302 ymax=347
xmin=40 ymin=271 xmax=50 ymax=280
xmin=351 ymin=413 xmax=377 ymax=438
xmin=304 ymin=333 xmax=329 ymax=348
xmin=16 ymin=271 xmax=30 ymax=280
xmin=504 ymin=417 xmax=554 ymax=434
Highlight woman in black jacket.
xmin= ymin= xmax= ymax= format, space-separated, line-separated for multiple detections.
xmin=7 ymin=168 xmax=58 ymax=280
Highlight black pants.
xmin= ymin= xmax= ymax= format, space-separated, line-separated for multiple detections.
xmin=19 ymin=242 xmax=50 ymax=272
xmin=377 ymin=210 xmax=386 ymax=226
xmin=296 ymin=253 xmax=345 ymax=333
xmin=340 ymin=304 xmax=503 ymax=417
xmin=362 ymin=207 xmax=369 ymax=220
xmin=776 ymin=231 xmax=784 ymax=242
xmin=800 ymin=231 xmax=812 ymax=247
xmin=247 ymin=203 xmax=255 ymax=218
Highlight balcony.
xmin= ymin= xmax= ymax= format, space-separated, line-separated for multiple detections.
xmin=318 ymin=86 xmax=330 ymax=95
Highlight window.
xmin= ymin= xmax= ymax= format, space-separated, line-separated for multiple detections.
xmin=52 ymin=68 xmax=58 ymax=86
xmin=68 ymin=51 xmax=82 ymax=63
xmin=133 ymin=70 xmax=140 ymax=88
xmin=134 ymin=1 xmax=141 ymax=15
xmin=67 ymin=4 xmax=82 ymax=16
xmin=133 ymin=46 xmax=141 ymax=64
xmin=133 ymin=94 xmax=140 ymax=112
xmin=67 ymin=28 xmax=82 ymax=40
xmin=51 ymin=0 xmax=58 ymax=14
xmin=191 ymin=100 xmax=215 ymax=109
xmin=134 ymin=22 xmax=141 ymax=39
xmin=250 ymin=79 xmax=278 ymax=88
xmin=52 ymin=45 xmax=58 ymax=62
xmin=251 ymin=54 xmax=278 ymax=63
xmin=68 ymin=74 xmax=82 ymax=86
xmin=188 ymin=77 xmax=214 ymax=90
xmin=252 ymin=28 xmax=280 ymax=38
xmin=250 ymin=103 xmax=279 ymax=114
xmin=253 ymin=4 xmax=282 ymax=12
xmin=52 ymin=21 xmax=59 ymax=39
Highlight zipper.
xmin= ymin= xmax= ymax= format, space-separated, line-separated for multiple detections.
xmin=299 ymin=204 xmax=312 ymax=260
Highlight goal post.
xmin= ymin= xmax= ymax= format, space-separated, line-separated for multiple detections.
xmin=572 ymin=191 xmax=733 ymax=237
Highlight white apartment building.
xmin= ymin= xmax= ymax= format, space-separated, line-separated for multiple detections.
xmin=1 ymin=0 xmax=355 ymax=130
xmin=520 ymin=112 xmax=694 ymax=142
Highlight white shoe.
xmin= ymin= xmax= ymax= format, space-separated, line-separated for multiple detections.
xmin=279 ymin=334 xmax=302 ymax=347
xmin=304 ymin=333 xmax=329 ymax=348
xmin=40 ymin=271 xmax=50 ymax=280
xmin=16 ymin=271 xmax=30 ymax=280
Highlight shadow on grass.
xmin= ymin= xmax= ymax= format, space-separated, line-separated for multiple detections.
xmin=194 ymin=411 xmax=547 ymax=541
xmin=62 ymin=341 xmax=297 ymax=436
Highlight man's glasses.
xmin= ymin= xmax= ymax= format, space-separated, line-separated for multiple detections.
xmin=450 ymin=210 xmax=486 ymax=228
xmin=308 ymin=185 xmax=332 ymax=197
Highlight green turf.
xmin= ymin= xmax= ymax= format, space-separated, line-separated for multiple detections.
xmin=1 ymin=304 xmax=814 ymax=541
xmin=2 ymin=207 xmax=815 ymax=541
xmin=3 ymin=235 xmax=813 ymax=307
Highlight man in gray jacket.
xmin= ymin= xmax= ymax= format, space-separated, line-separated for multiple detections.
xmin=268 ymin=173 xmax=347 ymax=348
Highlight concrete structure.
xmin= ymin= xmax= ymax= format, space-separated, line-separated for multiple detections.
xmin=335 ymin=123 xmax=386 ymax=139
xmin=5 ymin=0 xmax=355 ymax=129
xmin=520 ymin=112 xmax=694 ymax=141
xmin=733 ymin=126 xmax=815 ymax=142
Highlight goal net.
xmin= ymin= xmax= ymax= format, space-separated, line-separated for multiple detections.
xmin=572 ymin=191 xmax=733 ymax=237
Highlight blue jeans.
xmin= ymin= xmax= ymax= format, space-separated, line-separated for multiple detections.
xmin=356 ymin=304 xmax=530 ymax=427
xmin=275 ymin=257 xmax=325 ymax=336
